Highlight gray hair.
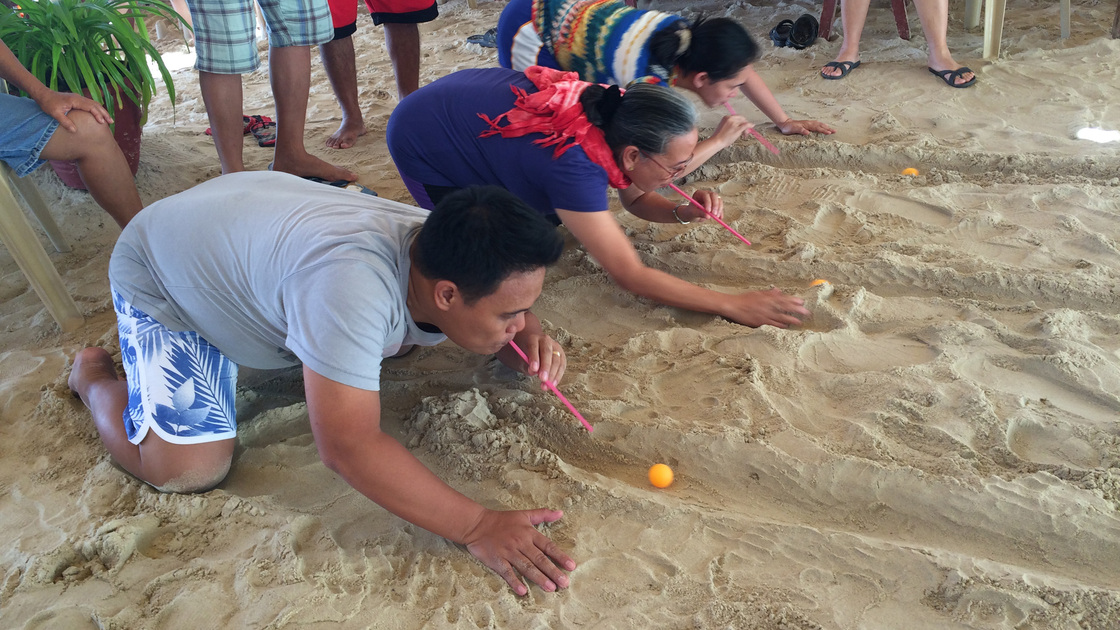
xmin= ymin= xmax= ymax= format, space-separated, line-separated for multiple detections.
xmin=582 ymin=83 xmax=698 ymax=154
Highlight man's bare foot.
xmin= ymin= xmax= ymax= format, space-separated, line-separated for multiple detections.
xmin=325 ymin=118 xmax=367 ymax=149
xmin=271 ymin=151 xmax=358 ymax=182
xmin=69 ymin=347 xmax=120 ymax=406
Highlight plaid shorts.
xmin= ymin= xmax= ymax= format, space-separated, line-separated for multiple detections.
xmin=187 ymin=0 xmax=333 ymax=74
xmin=114 ymin=290 xmax=239 ymax=445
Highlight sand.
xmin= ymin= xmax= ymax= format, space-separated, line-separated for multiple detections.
xmin=2 ymin=0 xmax=1120 ymax=627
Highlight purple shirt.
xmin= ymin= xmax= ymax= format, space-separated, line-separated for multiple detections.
xmin=387 ymin=68 xmax=610 ymax=216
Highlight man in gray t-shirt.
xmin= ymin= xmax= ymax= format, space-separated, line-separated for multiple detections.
xmin=70 ymin=171 xmax=576 ymax=596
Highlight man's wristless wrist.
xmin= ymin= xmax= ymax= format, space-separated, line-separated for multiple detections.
xmin=672 ymin=202 xmax=691 ymax=224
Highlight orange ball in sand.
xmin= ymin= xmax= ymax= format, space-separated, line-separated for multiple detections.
xmin=902 ymin=167 xmax=920 ymax=176
xmin=810 ymin=278 xmax=830 ymax=287
xmin=649 ymin=464 xmax=674 ymax=488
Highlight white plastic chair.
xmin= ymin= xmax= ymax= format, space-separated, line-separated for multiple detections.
xmin=0 ymin=162 xmax=84 ymax=332
xmin=966 ymin=0 xmax=1070 ymax=59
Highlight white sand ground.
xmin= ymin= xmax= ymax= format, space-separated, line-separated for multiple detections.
xmin=2 ymin=0 xmax=1119 ymax=628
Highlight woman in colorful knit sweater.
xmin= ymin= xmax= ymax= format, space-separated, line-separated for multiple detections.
xmin=388 ymin=66 xmax=809 ymax=328
xmin=496 ymin=0 xmax=834 ymax=174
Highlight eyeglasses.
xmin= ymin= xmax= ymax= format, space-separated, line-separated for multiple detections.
xmin=639 ymin=150 xmax=693 ymax=179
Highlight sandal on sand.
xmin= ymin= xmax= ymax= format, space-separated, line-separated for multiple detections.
xmin=821 ymin=60 xmax=861 ymax=80
xmin=769 ymin=19 xmax=794 ymax=47
xmin=248 ymin=117 xmax=277 ymax=147
xmin=303 ymin=176 xmax=378 ymax=196
xmin=928 ymin=66 xmax=976 ymax=88
xmin=788 ymin=14 xmax=819 ymax=49
xmin=205 ymin=114 xmax=272 ymax=137
xmin=467 ymin=28 xmax=498 ymax=48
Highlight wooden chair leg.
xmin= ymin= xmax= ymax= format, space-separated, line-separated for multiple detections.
xmin=6 ymin=169 xmax=69 ymax=253
xmin=890 ymin=0 xmax=911 ymax=39
xmin=0 ymin=169 xmax=83 ymax=332
xmin=820 ymin=0 xmax=838 ymax=40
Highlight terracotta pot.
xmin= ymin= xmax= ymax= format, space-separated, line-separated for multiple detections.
xmin=49 ymin=95 xmax=142 ymax=190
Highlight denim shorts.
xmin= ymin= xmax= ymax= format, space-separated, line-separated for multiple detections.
xmin=114 ymin=290 xmax=239 ymax=445
xmin=0 ymin=93 xmax=59 ymax=177
xmin=186 ymin=0 xmax=333 ymax=74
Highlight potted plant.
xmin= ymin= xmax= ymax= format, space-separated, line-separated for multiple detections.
xmin=0 ymin=0 xmax=190 ymax=189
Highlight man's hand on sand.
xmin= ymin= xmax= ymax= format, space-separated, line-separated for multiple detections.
xmin=463 ymin=508 xmax=575 ymax=596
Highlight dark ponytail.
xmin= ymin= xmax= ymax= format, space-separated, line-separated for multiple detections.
xmin=650 ymin=16 xmax=759 ymax=81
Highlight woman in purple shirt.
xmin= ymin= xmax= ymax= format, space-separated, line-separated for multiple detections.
xmin=388 ymin=67 xmax=808 ymax=328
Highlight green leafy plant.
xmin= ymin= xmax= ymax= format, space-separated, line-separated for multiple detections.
xmin=0 ymin=0 xmax=191 ymax=122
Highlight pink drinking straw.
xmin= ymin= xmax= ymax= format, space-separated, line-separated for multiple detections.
xmin=725 ymin=102 xmax=780 ymax=155
xmin=667 ymin=183 xmax=752 ymax=247
xmin=508 ymin=341 xmax=594 ymax=433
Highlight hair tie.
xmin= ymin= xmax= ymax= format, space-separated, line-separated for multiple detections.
xmin=597 ymin=85 xmax=624 ymax=127
xmin=675 ymin=28 xmax=692 ymax=57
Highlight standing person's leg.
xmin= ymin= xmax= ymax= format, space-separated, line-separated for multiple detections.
xmin=912 ymin=0 xmax=975 ymax=86
xmin=268 ymin=45 xmax=358 ymax=181
xmin=821 ymin=0 xmax=871 ymax=78
xmin=384 ymin=23 xmax=421 ymax=99
xmin=187 ymin=0 xmax=258 ymax=175
xmin=321 ymin=0 xmax=366 ymax=148
xmin=321 ymin=36 xmax=367 ymax=148
xmin=321 ymin=27 xmax=367 ymax=147
xmin=366 ymin=0 xmax=439 ymax=100
xmin=199 ymin=72 xmax=247 ymax=174
xmin=261 ymin=0 xmax=357 ymax=180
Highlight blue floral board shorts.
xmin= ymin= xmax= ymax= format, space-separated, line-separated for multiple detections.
xmin=0 ymin=93 xmax=60 ymax=177
xmin=113 ymin=290 xmax=239 ymax=445
xmin=186 ymin=0 xmax=333 ymax=74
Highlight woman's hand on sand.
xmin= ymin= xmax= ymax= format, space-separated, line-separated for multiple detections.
xmin=35 ymin=91 xmax=114 ymax=131
xmin=463 ymin=508 xmax=576 ymax=596
xmin=712 ymin=114 xmax=754 ymax=149
xmin=515 ymin=332 xmax=566 ymax=387
xmin=776 ymin=118 xmax=835 ymax=136
xmin=723 ymin=288 xmax=811 ymax=328
xmin=680 ymin=189 xmax=724 ymax=222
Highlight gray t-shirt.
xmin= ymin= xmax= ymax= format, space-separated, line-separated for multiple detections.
xmin=109 ymin=171 xmax=446 ymax=391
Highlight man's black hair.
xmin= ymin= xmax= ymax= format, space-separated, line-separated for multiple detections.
xmin=415 ymin=186 xmax=564 ymax=303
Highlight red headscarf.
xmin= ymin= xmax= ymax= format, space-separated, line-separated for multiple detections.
xmin=478 ymin=66 xmax=630 ymax=189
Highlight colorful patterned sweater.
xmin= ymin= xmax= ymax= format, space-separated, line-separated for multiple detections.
xmin=532 ymin=0 xmax=686 ymax=87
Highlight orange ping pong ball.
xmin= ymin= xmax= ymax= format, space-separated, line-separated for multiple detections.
xmin=902 ymin=167 xmax=919 ymax=176
xmin=649 ymin=464 xmax=674 ymax=488
xmin=810 ymin=278 xmax=830 ymax=287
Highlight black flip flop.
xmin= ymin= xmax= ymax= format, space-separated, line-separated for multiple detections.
xmin=820 ymin=60 xmax=861 ymax=80
xmin=769 ymin=19 xmax=794 ymax=47
xmin=928 ymin=66 xmax=976 ymax=88
xmin=467 ymin=27 xmax=498 ymax=48
xmin=788 ymin=14 xmax=819 ymax=49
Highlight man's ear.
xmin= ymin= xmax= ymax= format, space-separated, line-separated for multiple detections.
xmin=433 ymin=280 xmax=459 ymax=311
